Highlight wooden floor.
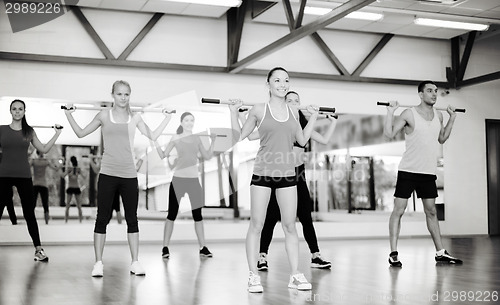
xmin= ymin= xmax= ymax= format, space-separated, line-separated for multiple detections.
xmin=0 ymin=237 xmax=499 ymax=305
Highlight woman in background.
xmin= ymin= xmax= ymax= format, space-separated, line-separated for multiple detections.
xmin=62 ymin=156 xmax=84 ymax=223
xmin=155 ymin=112 xmax=217 ymax=259
xmin=31 ymin=150 xmax=60 ymax=224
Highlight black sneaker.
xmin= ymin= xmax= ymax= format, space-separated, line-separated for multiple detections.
xmin=199 ymin=246 xmax=213 ymax=257
xmin=34 ymin=249 xmax=49 ymax=262
xmin=257 ymin=253 xmax=268 ymax=271
xmin=162 ymin=246 xmax=170 ymax=259
xmin=311 ymin=254 xmax=331 ymax=269
xmin=388 ymin=251 xmax=402 ymax=267
xmin=435 ymin=250 xmax=463 ymax=264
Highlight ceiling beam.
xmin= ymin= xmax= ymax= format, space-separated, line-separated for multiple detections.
xmin=310 ymin=32 xmax=350 ymax=76
xmin=282 ymin=0 xmax=349 ymax=75
xmin=294 ymin=0 xmax=307 ymax=29
xmin=458 ymin=71 xmax=500 ymax=88
xmin=352 ymin=33 xmax=394 ymax=77
xmin=456 ymin=31 xmax=476 ymax=82
xmin=251 ymin=0 xmax=278 ymax=19
xmin=240 ymin=68 xmax=449 ymax=87
xmin=118 ymin=13 xmax=164 ymax=60
xmin=0 ymin=51 xmax=227 ymax=73
xmin=229 ymin=0 xmax=376 ymax=73
xmin=4 ymin=51 xmax=495 ymax=88
xmin=71 ymin=6 xmax=115 ymax=60
xmin=227 ymin=1 xmax=248 ymax=66
xmin=282 ymin=0 xmax=295 ymax=31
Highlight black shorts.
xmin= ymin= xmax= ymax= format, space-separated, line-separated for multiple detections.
xmin=66 ymin=187 xmax=81 ymax=195
xmin=250 ymin=174 xmax=297 ymax=191
xmin=394 ymin=171 xmax=438 ymax=199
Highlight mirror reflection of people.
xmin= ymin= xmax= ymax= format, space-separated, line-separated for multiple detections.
xmin=31 ymin=150 xmax=60 ymax=224
xmin=0 ymin=99 xmax=62 ymax=261
xmin=64 ymin=80 xmax=173 ymax=277
xmin=90 ymin=155 xmax=122 ymax=224
xmin=384 ymin=80 xmax=462 ymax=267
xmin=155 ymin=112 xmax=217 ymax=259
xmin=62 ymin=156 xmax=84 ymax=223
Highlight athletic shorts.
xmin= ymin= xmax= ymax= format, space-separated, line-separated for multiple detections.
xmin=394 ymin=171 xmax=438 ymax=199
xmin=66 ymin=187 xmax=81 ymax=195
xmin=250 ymin=174 xmax=297 ymax=190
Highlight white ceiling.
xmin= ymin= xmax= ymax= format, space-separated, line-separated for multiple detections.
xmin=74 ymin=0 xmax=500 ymax=39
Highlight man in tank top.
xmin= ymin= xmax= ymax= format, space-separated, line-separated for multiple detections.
xmin=383 ymin=80 xmax=462 ymax=267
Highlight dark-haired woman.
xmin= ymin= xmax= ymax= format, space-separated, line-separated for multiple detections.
xmin=0 ymin=99 xmax=62 ymax=261
xmin=62 ymin=156 xmax=84 ymax=223
xmin=229 ymin=67 xmax=318 ymax=293
xmin=155 ymin=112 xmax=217 ymax=259
xmin=255 ymin=91 xmax=337 ymax=271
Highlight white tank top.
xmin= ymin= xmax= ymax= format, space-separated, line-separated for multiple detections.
xmin=398 ymin=108 xmax=440 ymax=175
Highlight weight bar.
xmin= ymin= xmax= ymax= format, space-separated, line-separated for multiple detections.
xmin=201 ymin=98 xmax=335 ymax=113
xmin=61 ymin=105 xmax=176 ymax=114
xmin=377 ymin=102 xmax=465 ymax=113
xmin=32 ymin=125 xmax=64 ymax=129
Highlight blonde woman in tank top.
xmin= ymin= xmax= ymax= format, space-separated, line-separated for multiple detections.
xmin=64 ymin=80 xmax=173 ymax=277
xmin=384 ymin=80 xmax=461 ymax=267
xmin=229 ymin=67 xmax=319 ymax=293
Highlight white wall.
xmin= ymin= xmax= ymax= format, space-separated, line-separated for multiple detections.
xmin=1 ymin=6 xmax=499 ymax=235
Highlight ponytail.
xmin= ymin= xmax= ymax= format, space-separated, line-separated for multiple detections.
xmin=176 ymin=125 xmax=183 ymax=134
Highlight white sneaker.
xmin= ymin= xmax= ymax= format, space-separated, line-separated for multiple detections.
xmin=130 ymin=261 xmax=146 ymax=276
xmin=91 ymin=261 xmax=104 ymax=277
xmin=288 ymin=273 xmax=312 ymax=290
xmin=248 ymin=271 xmax=263 ymax=293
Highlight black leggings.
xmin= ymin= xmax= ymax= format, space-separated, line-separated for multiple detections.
xmin=167 ymin=176 xmax=203 ymax=222
xmin=94 ymin=174 xmax=139 ymax=234
xmin=33 ymin=185 xmax=49 ymax=213
xmin=259 ymin=164 xmax=320 ymax=254
xmin=0 ymin=177 xmax=41 ymax=247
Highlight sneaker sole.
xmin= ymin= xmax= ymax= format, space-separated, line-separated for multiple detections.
xmin=34 ymin=257 xmax=49 ymax=262
xmin=288 ymin=284 xmax=312 ymax=290
xmin=162 ymin=254 xmax=170 ymax=259
xmin=311 ymin=263 xmax=331 ymax=269
xmin=248 ymin=286 xmax=263 ymax=293
xmin=130 ymin=271 xmax=146 ymax=276
xmin=257 ymin=266 xmax=268 ymax=271
xmin=200 ymin=254 xmax=213 ymax=258
xmin=435 ymin=260 xmax=463 ymax=265
xmin=91 ymin=273 xmax=103 ymax=278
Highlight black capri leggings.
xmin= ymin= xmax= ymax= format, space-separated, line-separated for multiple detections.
xmin=94 ymin=174 xmax=139 ymax=234
xmin=167 ymin=176 xmax=203 ymax=222
xmin=0 ymin=177 xmax=41 ymax=247
xmin=33 ymin=185 xmax=49 ymax=213
xmin=259 ymin=164 xmax=320 ymax=254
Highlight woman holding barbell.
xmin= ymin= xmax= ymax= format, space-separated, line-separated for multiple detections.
xmin=64 ymin=80 xmax=173 ymax=277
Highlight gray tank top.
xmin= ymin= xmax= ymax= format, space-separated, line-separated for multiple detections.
xmin=253 ymin=103 xmax=299 ymax=177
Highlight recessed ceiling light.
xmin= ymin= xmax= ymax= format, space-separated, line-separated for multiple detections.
xmin=414 ymin=18 xmax=489 ymax=31
xmin=304 ymin=6 xmax=383 ymax=21
xmin=161 ymin=0 xmax=242 ymax=7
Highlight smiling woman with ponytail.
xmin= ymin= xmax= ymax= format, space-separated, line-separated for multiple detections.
xmin=0 ymin=99 xmax=62 ymax=262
